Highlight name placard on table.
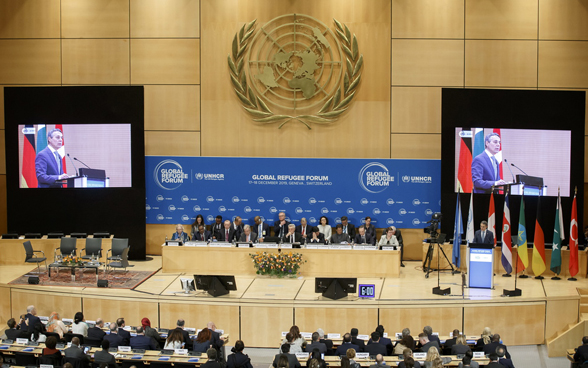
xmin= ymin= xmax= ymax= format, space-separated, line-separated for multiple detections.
xmin=327 ymin=333 xmax=341 ymax=339
xmin=210 ymin=242 xmax=232 ymax=248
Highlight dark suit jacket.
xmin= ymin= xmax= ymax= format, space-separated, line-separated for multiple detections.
xmin=498 ymin=357 xmax=515 ymax=368
xmin=211 ymin=330 xmax=224 ymax=350
xmin=296 ymin=225 xmax=313 ymax=243
xmin=395 ymin=229 xmax=404 ymax=246
xmin=574 ymin=344 xmax=588 ymax=362
xmin=87 ymin=326 xmax=106 ymax=340
xmin=420 ymin=340 xmax=440 ymax=353
xmin=273 ymin=352 xmax=301 ymax=368
xmin=364 ymin=342 xmax=387 ymax=356
xmin=305 ymin=341 xmax=328 ymax=354
xmin=282 ymin=232 xmax=302 ymax=243
xmin=194 ymin=230 xmax=212 ymax=242
xmin=486 ymin=362 xmax=503 ymax=368
xmin=94 ymin=349 xmax=116 ymax=365
xmin=211 ymin=223 xmax=224 ymax=239
xmin=307 ymin=233 xmax=326 ymax=244
xmin=20 ymin=314 xmax=41 ymax=332
xmin=118 ymin=328 xmax=131 ymax=345
xmin=35 ymin=147 xmax=63 ymax=188
xmin=474 ymin=229 xmax=494 ymax=244
xmin=336 ymin=342 xmax=359 ymax=356
xmin=331 ymin=233 xmax=351 ymax=244
xmin=254 ymin=222 xmax=271 ymax=238
xmin=351 ymin=337 xmax=365 ymax=352
xmin=233 ymin=224 xmax=244 ymax=241
xmin=342 ymin=224 xmax=356 ymax=238
xmin=130 ymin=335 xmax=158 ymax=350
xmin=483 ymin=342 xmax=510 ymax=359
xmin=103 ymin=333 xmax=124 ymax=348
xmin=320 ymin=338 xmax=334 ymax=355
xmin=64 ymin=345 xmax=90 ymax=362
xmin=220 ymin=228 xmax=237 ymax=242
xmin=273 ymin=221 xmax=291 ymax=238
xmin=471 ymin=152 xmax=499 ymax=193
xmin=364 ymin=225 xmax=376 ymax=240
xmin=354 ymin=233 xmax=375 ymax=245
xmin=175 ymin=327 xmax=192 ymax=349
xmin=239 ymin=232 xmax=258 ymax=243
xmin=5 ymin=328 xmax=21 ymax=340
xmin=451 ymin=344 xmax=471 ymax=355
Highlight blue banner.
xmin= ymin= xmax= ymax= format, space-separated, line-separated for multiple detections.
xmin=145 ymin=157 xmax=441 ymax=229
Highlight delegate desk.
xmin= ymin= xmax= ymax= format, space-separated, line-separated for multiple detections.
xmin=162 ymin=244 xmax=400 ymax=277
xmin=296 ymin=354 xmax=489 ymax=367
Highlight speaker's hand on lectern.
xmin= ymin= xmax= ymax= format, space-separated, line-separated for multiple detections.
xmin=58 ymin=173 xmax=70 ymax=180
xmin=494 ymin=179 xmax=507 ymax=186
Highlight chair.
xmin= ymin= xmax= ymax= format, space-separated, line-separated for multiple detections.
xmin=107 ymin=246 xmax=130 ymax=273
xmin=55 ymin=237 xmax=78 ymax=262
xmin=64 ymin=356 xmax=90 ymax=368
xmin=2 ymin=233 xmax=19 ymax=239
xmin=63 ymin=332 xmax=84 ymax=345
xmin=84 ymin=336 xmax=102 ymax=347
xmin=107 ymin=238 xmax=129 ymax=261
xmin=38 ymin=353 xmax=63 ymax=366
xmin=14 ymin=352 xmax=37 ymax=366
xmin=43 ymin=331 xmax=62 ymax=342
xmin=23 ymin=241 xmax=47 ymax=274
xmin=71 ymin=233 xmax=88 ymax=238
xmin=81 ymin=237 xmax=103 ymax=260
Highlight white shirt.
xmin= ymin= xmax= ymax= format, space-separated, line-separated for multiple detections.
xmin=72 ymin=321 xmax=89 ymax=337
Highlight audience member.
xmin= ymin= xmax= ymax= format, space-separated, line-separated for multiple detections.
xmin=317 ymin=216 xmax=332 ymax=242
xmin=424 ymin=347 xmax=450 ymax=368
xmin=202 ymin=348 xmax=223 ymax=368
xmin=451 ymin=335 xmax=471 ymax=355
xmin=474 ymin=327 xmax=492 ymax=351
xmin=193 ymin=328 xmax=214 ymax=353
xmin=164 ymin=328 xmax=184 ymax=350
xmin=46 ymin=312 xmax=67 ymax=338
xmin=495 ymin=346 xmax=514 ymax=368
xmin=130 ymin=326 xmax=158 ymax=350
xmin=305 ymin=332 xmax=327 ymax=354
xmin=482 ymin=334 xmax=510 ymax=359
xmin=72 ymin=311 xmax=88 ymax=337
xmin=394 ymin=329 xmax=415 ymax=354
xmin=20 ymin=305 xmax=41 ymax=333
xmin=63 ymin=362 xmax=74 ymax=368
xmin=398 ymin=349 xmax=421 ymax=368
xmin=103 ymin=323 xmax=124 ymax=348
xmin=40 ymin=336 xmax=63 ymax=366
xmin=350 ymin=328 xmax=365 ymax=352
xmin=207 ymin=321 xmax=226 ymax=349
xmin=346 ymin=349 xmax=361 ymax=368
xmin=273 ymin=343 xmax=301 ymax=368
xmin=574 ymin=336 xmax=588 ymax=363
xmin=141 ymin=317 xmax=162 ymax=348
xmin=282 ymin=326 xmax=305 ymax=354
xmin=340 ymin=216 xmax=356 ymax=238
xmin=369 ymin=354 xmax=386 ymax=368
xmin=374 ymin=325 xmax=393 ymax=355
xmin=64 ymin=337 xmax=90 ymax=364
xmin=457 ymin=351 xmax=479 ymax=368
xmin=117 ymin=318 xmax=131 ymax=345
xmin=4 ymin=318 xmax=21 ymax=340
xmin=94 ymin=340 xmax=116 ymax=367
xmin=423 ymin=326 xmax=440 ymax=346
xmin=365 ymin=332 xmax=388 ymax=356
xmin=444 ymin=329 xmax=460 ymax=351
xmin=306 ymin=349 xmax=328 ymax=368
xmin=88 ymin=318 xmax=106 ymax=340
xmin=418 ymin=333 xmax=439 ymax=353
xmin=227 ymin=340 xmax=253 ymax=368
xmin=317 ymin=328 xmax=333 ymax=355
xmin=174 ymin=319 xmax=193 ymax=349
xmin=486 ymin=353 xmax=501 ymax=368
xmin=30 ymin=322 xmax=47 ymax=343
xmin=276 ymin=355 xmax=290 ymax=368
xmin=336 ymin=333 xmax=359 ymax=356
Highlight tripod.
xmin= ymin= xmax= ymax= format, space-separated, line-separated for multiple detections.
xmin=423 ymin=233 xmax=454 ymax=278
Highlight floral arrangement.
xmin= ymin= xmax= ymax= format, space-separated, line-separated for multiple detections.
xmin=62 ymin=255 xmax=84 ymax=266
xmin=249 ymin=251 xmax=306 ymax=278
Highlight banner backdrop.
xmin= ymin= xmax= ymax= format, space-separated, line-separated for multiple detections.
xmin=145 ymin=157 xmax=441 ymax=229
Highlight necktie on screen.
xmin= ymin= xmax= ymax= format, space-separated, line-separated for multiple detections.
xmin=343 ymin=226 xmax=347 ymax=233
xmin=226 ymin=230 xmax=229 ymax=241
xmin=302 ymin=227 xmax=305 ymax=236
xmin=491 ymin=156 xmax=498 ymax=181
xmin=291 ymin=234 xmax=294 ymax=243
xmin=54 ymin=151 xmax=62 ymax=174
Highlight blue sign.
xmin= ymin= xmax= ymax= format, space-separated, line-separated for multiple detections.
xmin=468 ymin=248 xmax=494 ymax=289
xmin=145 ymin=157 xmax=441 ymax=228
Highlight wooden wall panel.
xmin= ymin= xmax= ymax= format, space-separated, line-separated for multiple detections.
xmin=145 ymin=224 xmax=173 ymax=256
xmin=402 ymin=228 xmax=432 ymax=261
xmin=465 ymin=40 xmax=538 ymax=87
xmin=545 ymin=299 xmax=579 ymax=341
xmin=295 ymin=307 xmax=378 ymax=337
xmin=539 ymin=0 xmax=588 ymax=41
xmin=0 ymin=0 xmax=60 ymax=39
xmin=11 ymin=289 xmax=82 ymax=321
xmin=390 ymin=133 xmax=441 ymax=159
xmin=391 ymin=0 xmax=464 ymax=39
xmin=379 ymin=306 xmax=462 ymax=337
xmin=61 ymin=0 xmax=130 ymax=38
xmin=130 ymin=0 xmax=200 ymax=38
xmin=0 ymin=285 xmax=10 ymax=326
xmin=159 ymin=303 xmax=240 ymax=339
xmin=62 ymin=39 xmax=130 ymax=85
xmin=391 ymin=87 xmax=441 ymax=134
xmin=465 ymin=0 xmax=538 ymax=40
xmin=0 ymin=40 xmax=61 ymax=84
xmin=538 ymin=41 xmax=588 ymax=88
xmin=131 ymin=39 xmax=200 ymax=85
xmin=241 ymin=305 xmax=293 ymax=347
xmin=145 ymin=85 xmax=201 ymax=131
xmin=82 ymin=297 xmax=159 ymax=328
xmin=145 ymin=131 xmax=200 ymax=156
xmin=391 ymin=40 xmax=464 ymax=87
xmin=463 ymin=302 xmax=545 ymax=345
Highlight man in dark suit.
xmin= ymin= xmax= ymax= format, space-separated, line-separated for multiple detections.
xmin=239 ymin=225 xmax=258 ymax=243
xmin=20 ymin=305 xmax=41 ymax=333
xmin=87 ymin=318 xmax=106 ymax=341
xmin=232 ymin=217 xmax=244 ymax=240
xmin=4 ymin=318 xmax=20 ymax=340
xmin=354 ymin=226 xmax=375 ymax=245
xmin=443 ymin=329 xmax=460 ymax=353
xmin=296 ymin=218 xmax=313 ymax=244
xmin=206 ymin=322 xmax=226 ymax=350
xmin=496 ymin=346 xmax=514 ymax=368
xmin=175 ymin=319 xmax=193 ymax=349
xmin=486 ymin=353 xmax=502 ymax=368
xmin=273 ymin=212 xmax=290 ymax=238
xmin=130 ymin=327 xmax=158 ymax=350
xmin=574 ymin=336 xmax=588 ymax=364
xmin=364 ymin=217 xmax=376 ymax=240
xmin=220 ymin=220 xmax=237 ymax=242
xmin=350 ymin=328 xmax=366 ymax=352
xmin=307 ymin=227 xmax=326 ymax=244
xmin=391 ymin=227 xmax=405 ymax=267
xmin=116 ymin=318 xmax=131 ymax=346
xmin=483 ymin=334 xmax=510 ymax=359
xmin=418 ymin=333 xmax=439 ymax=353
xmin=273 ymin=343 xmax=301 ymax=368
xmin=336 ymin=333 xmax=359 ymax=356
xmin=341 ymin=216 xmax=356 ymax=238
xmin=365 ymin=332 xmax=388 ymax=356
xmin=423 ymin=326 xmax=440 ymax=346
xmin=103 ymin=323 xmax=124 ymax=348
xmin=282 ymin=224 xmax=302 ymax=243
xmin=254 ymin=216 xmax=271 ymax=241
xmin=474 ymin=221 xmax=495 ymax=244
xmin=471 ymin=132 xmax=508 ymax=194
xmin=94 ymin=339 xmax=117 ymax=367
xmin=332 ymin=224 xmax=351 ymax=244
xmin=64 ymin=337 xmax=90 ymax=364
xmin=317 ymin=328 xmax=334 ymax=356
xmin=305 ymin=332 xmax=327 ymax=354
xmin=374 ymin=325 xmax=393 ymax=356
xmin=211 ymin=216 xmax=223 ymax=240
xmin=194 ymin=225 xmax=212 ymax=241
xmin=35 ymin=128 xmax=70 ymax=188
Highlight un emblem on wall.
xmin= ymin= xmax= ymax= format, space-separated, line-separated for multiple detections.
xmin=228 ymin=14 xmax=363 ymax=129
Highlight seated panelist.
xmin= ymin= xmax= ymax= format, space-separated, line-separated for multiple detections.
xmin=220 ymin=220 xmax=237 ymax=242
xmin=295 ymin=218 xmax=313 ymax=243
xmin=282 ymin=224 xmax=302 ymax=243
xmin=239 ymin=225 xmax=258 ymax=243
xmin=378 ymin=227 xmax=399 ymax=246
xmin=354 ymin=225 xmax=375 ymax=245
xmin=331 ymin=224 xmax=351 ymax=244
xmin=172 ymin=224 xmax=190 ymax=243
xmin=307 ymin=227 xmax=326 ymax=244
xmin=193 ymin=225 xmax=212 ymax=242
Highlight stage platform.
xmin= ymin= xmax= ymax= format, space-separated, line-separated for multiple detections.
xmin=0 ymin=257 xmax=583 ymax=349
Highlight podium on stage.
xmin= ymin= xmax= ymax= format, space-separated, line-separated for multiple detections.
xmin=510 ymin=174 xmax=546 ymax=196
xmin=64 ymin=168 xmax=109 ymax=188
xmin=467 ymin=243 xmax=494 ymax=289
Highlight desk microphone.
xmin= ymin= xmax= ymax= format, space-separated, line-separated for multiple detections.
xmin=509 ymin=161 xmax=529 ymax=176
xmin=503 ymin=159 xmax=516 ymax=183
xmin=73 ymin=157 xmax=91 ymax=169
xmin=66 ymin=154 xmax=79 ymax=176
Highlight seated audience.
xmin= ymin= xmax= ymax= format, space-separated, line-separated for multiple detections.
xmin=117 ymin=318 xmax=131 ymax=345
xmin=174 ymin=319 xmax=192 ymax=349
xmin=350 ymin=328 xmax=365 ymax=352
xmin=164 ymin=328 xmax=185 ymax=350
xmin=317 ymin=328 xmax=333 ymax=355
xmin=276 ymin=355 xmax=289 ymax=368
xmin=457 ymin=351 xmax=479 ymax=368
xmin=346 ymin=349 xmax=361 ymax=368
xmin=365 ymin=332 xmax=388 ymax=356
xmin=306 ymin=349 xmax=328 ymax=368
xmin=282 ymin=326 xmax=305 ymax=354
xmin=30 ymin=322 xmax=47 ymax=343
xmin=46 ymin=312 xmax=68 ymax=338
xmin=474 ymin=327 xmax=492 ymax=351
xmin=418 ymin=333 xmax=439 ymax=353
xmin=40 ymin=336 xmax=63 ymax=365
xmin=20 ymin=305 xmax=41 ymax=333
xmin=305 ymin=332 xmax=327 ymax=354
xmin=4 ymin=318 xmax=21 ymax=340
xmin=94 ymin=339 xmax=117 ymax=367
xmin=424 ymin=347 xmax=451 ymax=368
xmin=354 ymin=225 xmax=375 ymax=245
xmin=451 ymin=335 xmax=472 ymax=355
xmin=378 ymin=227 xmax=399 ymax=246
xmin=423 ymin=326 xmax=440 ymax=346
xmin=64 ymin=337 xmax=90 ymax=364
xmin=398 ymin=349 xmax=421 ymax=368
xmin=72 ymin=311 xmax=88 ymax=337
xmin=444 ymin=329 xmax=460 ymax=351
xmin=369 ymin=354 xmax=386 ymax=368
xmin=88 ymin=318 xmax=107 ymax=340
xmin=495 ymin=346 xmax=514 ymax=368
xmin=193 ymin=328 xmax=214 ymax=353
xmin=207 ymin=321 xmax=226 ymax=349
xmin=317 ymin=216 xmax=332 ymax=242
xmin=486 ymin=353 xmax=501 ymax=368
xmin=394 ymin=329 xmax=415 ymax=354
xmin=482 ymin=334 xmax=510 ymax=359
xmin=332 ymin=224 xmax=351 ymax=244
xmin=141 ymin=317 xmax=162 ymax=348
xmin=273 ymin=343 xmax=301 ymax=368
xmin=202 ymin=348 xmax=223 ymax=368
xmin=103 ymin=323 xmax=124 ymax=348
xmin=130 ymin=326 xmax=158 ymax=350
xmin=374 ymin=325 xmax=393 ymax=356
xmin=336 ymin=333 xmax=360 ymax=356
xmin=574 ymin=336 xmax=588 ymax=364
xmin=227 ymin=340 xmax=253 ymax=368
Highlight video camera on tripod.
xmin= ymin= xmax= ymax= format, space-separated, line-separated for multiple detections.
xmin=423 ymin=212 xmax=442 ymax=238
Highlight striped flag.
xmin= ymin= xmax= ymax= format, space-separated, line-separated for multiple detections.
xmin=517 ymin=194 xmax=529 ymax=271
xmin=36 ymin=124 xmax=47 ymax=154
xmin=488 ymin=191 xmax=496 ymax=247
xmin=466 ymin=193 xmax=475 ymax=244
xmin=473 ymin=128 xmax=484 ymax=158
xmin=532 ymin=197 xmax=546 ymax=276
xmin=21 ymin=125 xmax=37 ymax=188
xmin=569 ymin=191 xmax=579 ymax=278
xmin=453 ymin=193 xmax=463 ymax=267
xmin=550 ymin=190 xmax=564 ymax=275
xmin=457 ymin=130 xmax=473 ymax=193
xmin=501 ymin=191 xmax=513 ymax=274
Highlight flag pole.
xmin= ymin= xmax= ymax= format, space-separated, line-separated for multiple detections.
xmin=551 ymin=187 xmax=562 ymax=280
xmin=568 ymin=186 xmax=578 ymax=281
xmin=504 ymin=185 xmax=522 ymax=297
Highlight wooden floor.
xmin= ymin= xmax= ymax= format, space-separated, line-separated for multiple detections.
xmin=0 ymin=257 xmax=584 ymax=349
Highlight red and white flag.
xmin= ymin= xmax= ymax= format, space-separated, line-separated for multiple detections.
xmin=488 ymin=192 xmax=496 ymax=247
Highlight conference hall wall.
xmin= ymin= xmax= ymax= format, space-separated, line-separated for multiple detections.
xmin=0 ymin=1 xmax=588 ymax=256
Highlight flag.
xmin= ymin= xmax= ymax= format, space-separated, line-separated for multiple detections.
xmin=517 ymin=194 xmax=528 ymax=270
xmin=457 ymin=130 xmax=473 ymax=193
xmin=466 ymin=193 xmax=475 ymax=244
xmin=570 ymin=191 xmax=579 ymax=277
xmin=501 ymin=191 xmax=513 ymax=274
xmin=36 ymin=124 xmax=47 ymax=154
xmin=473 ymin=128 xmax=484 ymax=158
xmin=532 ymin=197 xmax=546 ymax=276
xmin=488 ymin=192 xmax=496 ymax=247
xmin=21 ymin=125 xmax=37 ymax=188
xmin=550 ymin=191 xmax=564 ymax=275
xmin=453 ymin=194 xmax=463 ymax=267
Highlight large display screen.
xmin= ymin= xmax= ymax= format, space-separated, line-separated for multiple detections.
xmin=18 ymin=124 xmax=132 ymax=188
xmin=454 ymin=128 xmax=571 ymax=197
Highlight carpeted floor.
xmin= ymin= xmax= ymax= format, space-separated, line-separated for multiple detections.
xmin=9 ymin=266 xmax=160 ymax=289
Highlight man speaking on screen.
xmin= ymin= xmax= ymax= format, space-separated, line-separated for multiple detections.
xmin=35 ymin=128 xmax=70 ymax=188
xmin=471 ymin=132 xmax=508 ymax=193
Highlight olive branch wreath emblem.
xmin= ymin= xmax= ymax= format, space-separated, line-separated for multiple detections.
xmin=227 ymin=19 xmax=363 ymax=129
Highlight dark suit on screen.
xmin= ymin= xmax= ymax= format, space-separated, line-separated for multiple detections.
xmin=35 ymin=147 xmax=64 ymax=188
xmin=474 ymin=229 xmax=494 ymax=244
xmin=354 ymin=233 xmax=375 ymax=245
xmin=194 ymin=230 xmax=212 ymax=242
xmin=471 ymin=152 xmax=500 ymax=194
xmin=239 ymin=232 xmax=258 ymax=243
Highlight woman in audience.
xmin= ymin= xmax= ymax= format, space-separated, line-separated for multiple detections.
xmin=340 ymin=357 xmax=351 ymax=368
xmin=457 ymin=351 xmax=479 ymax=368
xmin=277 ymin=355 xmax=290 ymax=368
xmin=379 ymin=227 xmax=399 ymax=246
xmin=306 ymin=348 xmax=327 ymax=368
xmin=201 ymin=348 xmax=222 ymax=368
xmin=394 ymin=333 xmax=414 ymax=355
xmin=451 ymin=335 xmax=472 ymax=355
xmin=71 ymin=311 xmax=88 ymax=337
xmin=141 ymin=317 xmax=162 ymax=348
xmin=317 ymin=217 xmax=332 ymax=242
xmin=282 ymin=326 xmax=305 ymax=353
xmin=474 ymin=327 xmax=492 ymax=351
xmin=30 ymin=322 xmax=46 ymax=343
xmin=193 ymin=328 xmax=214 ymax=353
xmin=424 ymin=347 xmax=451 ymax=368
xmin=404 ymin=357 xmax=415 ymax=368
xmin=227 ymin=340 xmax=253 ymax=368
xmin=164 ymin=328 xmax=184 ymax=350
xmin=398 ymin=349 xmax=420 ymax=368
xmin=40 ymin=336 xmax=62 ymax=365
xmin=46 ymin=312 xmax=67 ymax=338
xmin=192 ymin=214 xmax=205 ymax=236
xmin=345 ymin=348 xmax=361 ymax=368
